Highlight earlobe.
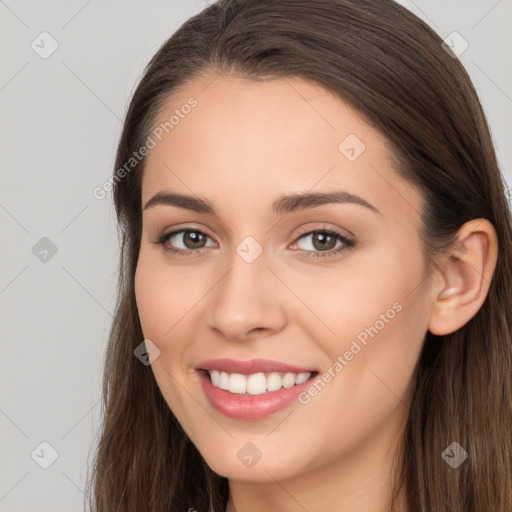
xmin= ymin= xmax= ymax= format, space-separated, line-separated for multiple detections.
xmin=427 ymin=219 xmax=498 ymax=336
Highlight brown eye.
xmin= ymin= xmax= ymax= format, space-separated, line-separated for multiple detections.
xmin=291 ymin=228 xmax=356 ymax=260
xmin=310 ymin=232 xmax=338 ymax=251
xmin=296 ymin=230 xmax=349 ymax=252
xmin=153 ymin=229 xmax=216 ymax=255
xmin=172 ymin=230 xmax=208 ymax=249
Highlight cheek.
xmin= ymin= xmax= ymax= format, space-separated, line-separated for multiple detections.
xmin=288 ymin=239 xmax=428 ymax=414
xmin=279 ymin=240 xmax=424 ymax=342
xmin=134 ymin=254 xmax=198 ymax=415
xmin=310 ymin=244 xmax=427 ymax=401
xmin=134 ymin=253 xmax=179 ymax=341
xmin=134 ymin=251 xmax=211 ymax=350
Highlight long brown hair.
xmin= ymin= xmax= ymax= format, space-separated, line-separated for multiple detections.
xmin=85 ymin=0 xmax=512 ymax=510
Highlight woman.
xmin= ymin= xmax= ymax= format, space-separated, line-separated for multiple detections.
xmin=85 ymin=0 xmax=512 ymax=510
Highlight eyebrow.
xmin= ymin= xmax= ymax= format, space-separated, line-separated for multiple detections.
xmin=143 ymin=189 xmax=380 ymax=216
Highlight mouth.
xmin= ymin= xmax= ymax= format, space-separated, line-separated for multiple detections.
xmin=200 ymin=368 xmax=319 ymax=396
xmin=196 ymin=365 xmax=320 ymax=420
xmin=194 ymin=358 xmax=320 ymax=419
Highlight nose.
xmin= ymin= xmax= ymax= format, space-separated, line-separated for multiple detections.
xmin=204 ymin=245 xmax=288 ymax=342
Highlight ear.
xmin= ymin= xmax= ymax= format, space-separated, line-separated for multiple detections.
xmin=428 ymin=218 xmax=498 ymax=336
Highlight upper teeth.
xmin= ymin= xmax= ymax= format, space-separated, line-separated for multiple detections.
xmin=208 ymin=370 xmax=312 ymax=395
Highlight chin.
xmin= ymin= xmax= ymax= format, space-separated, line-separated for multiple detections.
xmin=196 ymin=439 xmax=312 ymax=483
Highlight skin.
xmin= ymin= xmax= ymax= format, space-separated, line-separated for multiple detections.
xmin=134 ymin=71 xmax=498 ymax=512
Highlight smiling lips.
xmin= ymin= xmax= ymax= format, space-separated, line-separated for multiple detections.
xmin=198 ymin=358 xmax=316 ymax=394
xmin=196 ymin=358 xmax=319 ymax=419
xmin=207 ymin=369 xmax=312 ymax=395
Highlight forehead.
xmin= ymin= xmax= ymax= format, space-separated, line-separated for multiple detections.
xmin=141 ymin=72 xmax=422 ymax=223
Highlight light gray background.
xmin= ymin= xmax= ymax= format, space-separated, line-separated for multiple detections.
xmin=0 ymin=1 xmax=510 ymax=510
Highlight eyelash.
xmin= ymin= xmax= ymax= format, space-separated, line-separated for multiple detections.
xmin=152 ymin=226 xmax=356 ymax=259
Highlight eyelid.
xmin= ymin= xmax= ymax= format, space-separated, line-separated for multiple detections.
xmin=297 ymin=222 xmax=356 ymax=238
xmin=153 ymin=226 xmax=218 ymax=248
xmin=154 ymin=223 xmax=218 ymax=242
xmin=291 ymin=223 xmax=354 ymax=240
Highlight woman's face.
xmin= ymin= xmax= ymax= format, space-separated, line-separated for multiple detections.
xmin=135 ymin=72 xmax=433 ymax=482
